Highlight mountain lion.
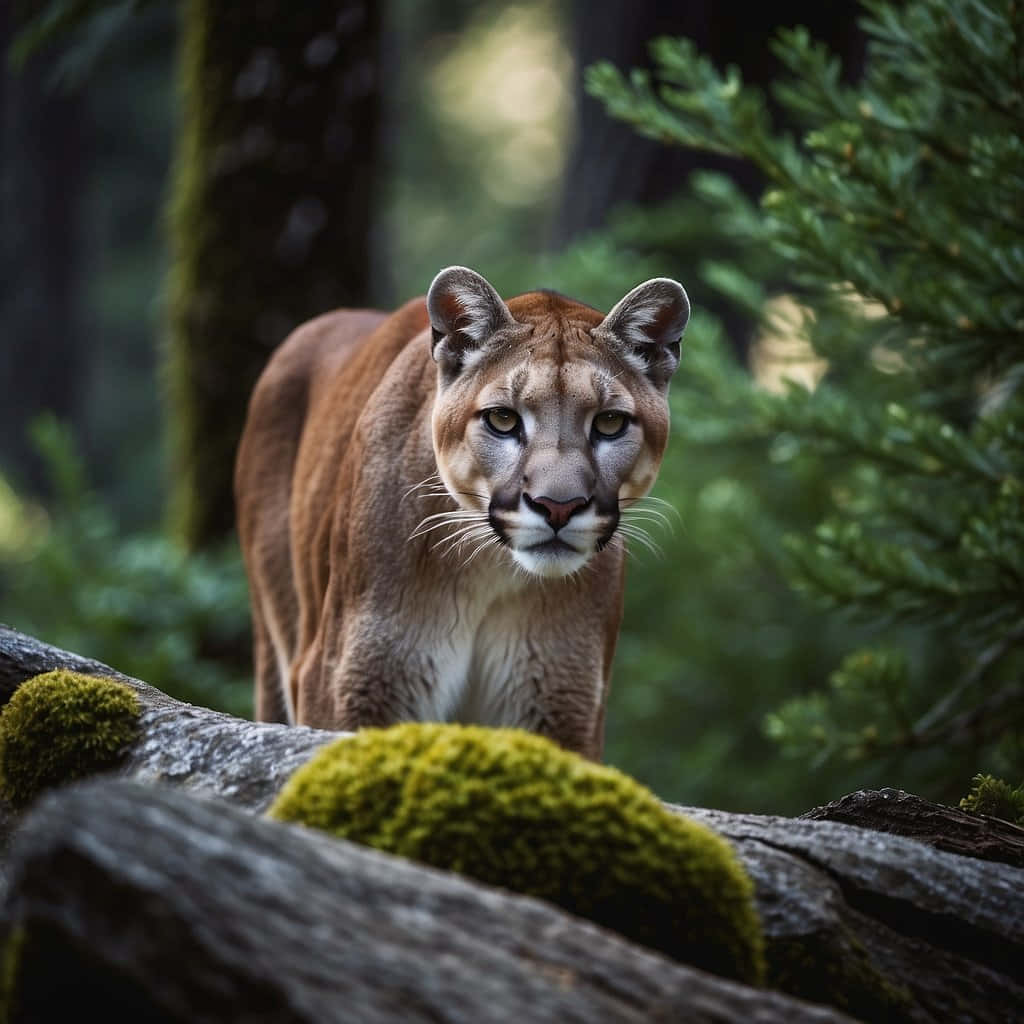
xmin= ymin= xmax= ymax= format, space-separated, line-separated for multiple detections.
xmin=235 ymin=267 xmax=689 ymax=758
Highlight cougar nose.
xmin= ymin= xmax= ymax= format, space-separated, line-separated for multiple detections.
xmin=524 ymin=494 xmax=590 ymax=531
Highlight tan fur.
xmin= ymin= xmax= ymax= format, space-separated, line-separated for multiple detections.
xmin=235 ymin=268 xmax=688 ymax=758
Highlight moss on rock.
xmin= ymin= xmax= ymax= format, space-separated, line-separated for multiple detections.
xmin=0 ymin=671 xmax=140 ymax=809
xmin=269 ymin=723 xmax=765 ymax=984
xmin=766 ymin=931 xmax=917 ymax=1022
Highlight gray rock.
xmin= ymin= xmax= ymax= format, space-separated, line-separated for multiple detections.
xmin=0 ymin=779 xmax=854 ymax=1024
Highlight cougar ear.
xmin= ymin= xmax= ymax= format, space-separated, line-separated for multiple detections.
xmin=596 ymin=278 xmax=690 ymax=385
xmin=427 ymin=266 xmax=514 ymax=374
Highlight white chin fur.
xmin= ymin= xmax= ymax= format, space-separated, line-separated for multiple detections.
xmin=510 ymin=546 xmax=591 ymax=578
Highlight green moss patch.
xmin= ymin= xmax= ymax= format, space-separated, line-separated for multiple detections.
xmin=960 ymin=773 xmax=1024 ymax=825
xmin=0 ymin=671 xmax=140 ymax=809
xmin=269 ymin=723 xmax=765 ymax=984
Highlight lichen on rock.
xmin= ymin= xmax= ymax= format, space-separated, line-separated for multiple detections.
xmin=0 ymin=670 xmax=140 ymax=808
xmin=268 ymin=722 xmax=765 ymax=984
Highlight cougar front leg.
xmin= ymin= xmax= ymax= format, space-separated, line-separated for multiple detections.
xmin=529 ymin=677 xmax=608 ymax=760
xmin=295 ymin=615 xmax=434 ymax=731
xmin=331 ymin=660 xmax=428 ymax=731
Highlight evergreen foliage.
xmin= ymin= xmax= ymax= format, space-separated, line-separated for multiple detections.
xmin=270 ymin=723 xmax=766 ymax=984
xmin=586 ymin=0 xmax=1024 ymax=793
xmin=0 ymin=418 xmax=252 ymax=717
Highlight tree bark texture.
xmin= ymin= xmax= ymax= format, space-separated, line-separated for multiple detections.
xmin=166 ymin=0 xmax=382 ymax=548
xmin=0 ymin=779 xmax=856 ymax=1024
xmin=1 ymin=626 xmax=1022 ymax=1022
xmin=802 ymin=787 xmax=1024 ymax=869
xmin=671 ymin=804 xmax=1024 ymax=1022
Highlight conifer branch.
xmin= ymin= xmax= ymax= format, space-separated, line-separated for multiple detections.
xmin=912 ymin=620 xmax=1024 ymax=740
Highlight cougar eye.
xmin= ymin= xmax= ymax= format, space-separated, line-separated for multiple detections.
xmin=592 ymin=411 xmax=629 ymax=439
xmin=484 ymin=407 xmax=520 ymax=436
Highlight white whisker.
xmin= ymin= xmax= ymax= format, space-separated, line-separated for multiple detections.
xmin=622 ymin=494 xmax=681 ymax=523
xmin=434 ymin=522 xmax=491 ymax=549
xmin=459 ymin=532 xmax=502 ymax=569
xmin=414 ymin=509 xmax=484 ymax=527
xmin=623 ymin=504 xmax=673 ymax=525
xmin=618 ymin=495 xmax=681 ymax=554
xmin=619 ymin=537 xmax=662 ymax=561
xmin=410 ymin=519 xmax=477 ymax=541
xmin=401 ymin=472 xmax=444 ymax=503
xmin=410 ymin=517 xmax=483 ymax=539
xmin=622 ymin=511 xmax=671 ymax=529
xmin=432 ymin=521 xmax=492 ymax=556
xmin=617 ymin=522 xmax=664 ymax=559
xmin=630 ymin=494 xmax=676 ymax=511
xmin=442 ymin=534 xmax=493 ymax=567
xmin=625 ymin=538 xmax=663 ymax=561
xmin=409 ymin=509 xmax=488 ymax=542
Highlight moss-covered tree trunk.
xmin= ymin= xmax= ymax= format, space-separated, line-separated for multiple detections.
xmin=167 ymin=0 xmax=381 ymax=548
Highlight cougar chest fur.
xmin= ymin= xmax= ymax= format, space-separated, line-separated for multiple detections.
xmin=235 ymin=267 xmax=688 ymax=758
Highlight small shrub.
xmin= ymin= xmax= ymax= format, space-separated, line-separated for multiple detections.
xmin=0 ymin=417 xmax=252 ymax=718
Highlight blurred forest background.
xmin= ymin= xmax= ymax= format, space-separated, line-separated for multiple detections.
xmin=1 ymin=0 xmax=1021 ymax=815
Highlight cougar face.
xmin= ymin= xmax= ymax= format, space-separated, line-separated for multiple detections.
xmin=428 ymin=269 xmax=689 ymax=579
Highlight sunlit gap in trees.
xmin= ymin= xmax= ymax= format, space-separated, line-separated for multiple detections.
xmin=385 ymin=1 xmax=575 ymax=298
xmin=750 ymin=295 xmax=828 ymax=394
xmin=427 ymin=4 xmax=573 ymax=207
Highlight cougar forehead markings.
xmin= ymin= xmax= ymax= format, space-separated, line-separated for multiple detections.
xmin=433 ymin=294 xmax=674 ymax=581
xmin=236 ymin=265 xmax=689 ymax=759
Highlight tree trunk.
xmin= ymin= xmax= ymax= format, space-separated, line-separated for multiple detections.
xmin=0 ymin=626 xmax=1021 ymax=1022
xmin=166 ymin=0 xmax=383 ymax=548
